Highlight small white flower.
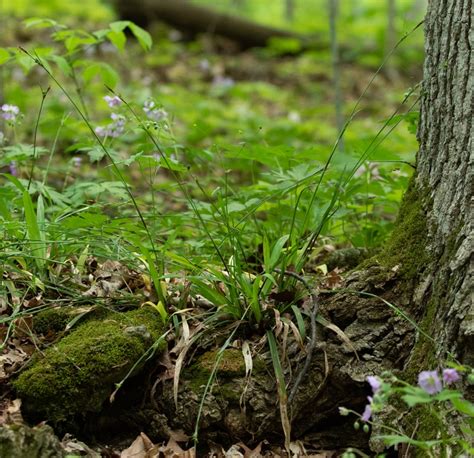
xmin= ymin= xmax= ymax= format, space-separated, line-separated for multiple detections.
xmin=288 ymin=111 xmax=301 ymax=123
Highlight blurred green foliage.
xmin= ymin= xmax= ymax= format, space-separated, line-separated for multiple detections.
xmin=3 ymin=0 xmax=113 ymax=22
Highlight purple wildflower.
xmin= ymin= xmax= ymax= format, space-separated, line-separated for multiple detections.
xmin=442 ymin=368 xmax=460 ymax=385
xmin=1 ymin=104 xmax=20 ymax=122
xmin=95 ymin=113 xmax=126 ymax=138
xmin=418 ymin=370 xmax=442 ymax=394
xmin=95 ymin=126 xmax=110 ymax=137
xmin=361 ymin=396 xmax=373 ymax=422
xmin=143 ymin=100 xmax=168 ymax=122
xmin=212 ymin=75 xmax=235 ymax=89
xmin=104 ymin=95 xmax=122 ymax=108
xmin=367 ymin=376 xmax=382 ymax=394
xmin=9 ymin=161 xmax=18 ymax=176
xmin=110 ymin=113 xmax=125 ymax=126
xmin=72 ymin=157 xmax=82 ymax=168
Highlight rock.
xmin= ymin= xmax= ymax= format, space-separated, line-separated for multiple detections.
xmin=0 ymin=424 xmax=65 ymax=458
xmin=14 ymin=307 xmax=165 ymax=423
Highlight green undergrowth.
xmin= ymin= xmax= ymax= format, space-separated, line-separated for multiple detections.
xmin=14 ymin=306 xmax=165 ymax=423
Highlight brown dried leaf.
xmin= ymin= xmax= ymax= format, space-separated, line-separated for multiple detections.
xmin=324 ymin=268 xmax=343 ymax=289
xmin=23 ymin=294 xmax=43 ymax=308
xmin=158 ymin=438 xmax=195 ymax=458
xmin=120 ymin=433 xmax=156 ymax=458
xmin=316 ymin=316 xmax=360 ymax=361
xmin=236 ymin=441 xmax=263 ymax=458
xmin=0 ymin=346 xmax=28 ymax=382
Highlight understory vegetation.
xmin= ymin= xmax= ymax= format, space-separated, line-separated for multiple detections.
xmin=0 ymin=1 xmax=472 ymax=456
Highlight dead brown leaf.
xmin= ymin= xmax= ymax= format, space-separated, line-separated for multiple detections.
xmin=158 ymin=438 xmax=195 ymax=458
xmin=0 ymin=346 xmax=29 ymax=382
xmin=323 ymin=268 xmax=343 ymax=289
xmin=120 ymin=432 xmax=158 ymax=458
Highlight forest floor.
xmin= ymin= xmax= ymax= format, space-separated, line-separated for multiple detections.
xmin=0 ymin=10 xmax=425 ymax=457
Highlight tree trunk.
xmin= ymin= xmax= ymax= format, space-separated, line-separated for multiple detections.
xmin=412 ymin=0 xmax=472 ymax=365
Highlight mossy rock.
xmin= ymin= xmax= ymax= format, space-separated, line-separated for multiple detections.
xmin=0 ymin=424 xmax=65 ymax=458
xmin=33 ymin=306 xmax=97 ymax=336
xmin=15 ymin=307 xmax=165 ymax=423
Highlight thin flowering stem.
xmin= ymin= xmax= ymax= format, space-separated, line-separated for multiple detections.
xmin=70 ymin=65 xmax=90 ymax=120
xmin=115 ymin=90 xmax=231 ymax=275
xmin=42 ymin=113 xmax=70 ymax=187
xmin=27 ymin=86 xmax=50 ymax=191
xmin=19 ymin=47 xmax=160 ymax=296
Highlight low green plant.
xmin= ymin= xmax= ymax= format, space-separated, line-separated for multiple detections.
xmin=340 ymin=366 xmax=474 ymax=457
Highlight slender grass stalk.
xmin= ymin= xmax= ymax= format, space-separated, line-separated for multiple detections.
xmin=27 ymin=86 xmax=50 ymax=191
xmin=116 ymin=94 xmax=230 ymax=275
xmin=19 ymin=47 xmax=165 ymax=303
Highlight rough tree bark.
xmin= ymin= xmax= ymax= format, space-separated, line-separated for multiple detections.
xmin=413 ymin=0 xmax=472 ymax=364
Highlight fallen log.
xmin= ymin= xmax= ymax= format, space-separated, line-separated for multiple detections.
xmin=112 ymin=0 xmax=311 ymax=50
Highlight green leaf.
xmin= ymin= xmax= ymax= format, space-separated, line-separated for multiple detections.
xmin=129 ymin=23 xmax=153 ymax=51
xmin=291 ymin=305 xmax=306 ymax=341
xmin=49 ymin=55 xmax=72 ymax=77
xmin=401 ymin=392 xmax=432 ymax=407
xmin=109 ymin=21 xmax=130 ymax=33
xmin=82 ymin=62 xmax=119 ymax=88
xmin=225 ymin=201 xmax=246 ymax=213
xmin=23 ymin=18 xmax=64 ymax=29
xmin=376 ymin=435 xmax=439 ymax=449
xmin=0 ymin=48 xmax=11 ymax=65
xmin=433 ymin=389 xmax=463 ymax=402
xmin=191 ymin=278 xmax=227 ymax=307
xmin=23 ymin=191 xmax=45 ymax=272
xmin=451 ymin=397 xmax=474 ymax=417
xmin=153 ymin=301 xmax=169 ymax=324
xmin=165 ymin=251 xmax=197 ymax=270
xmin=269 ymin=234 xmax=290 ymax=270
xmin=154 ymin=155 xmax=187 ymax=172
xmin=107 ymin=30 xmax=126 ymax=51
xmin=86 ymin=146 xmax=106 ymax=162
xmin=250 ymin=276 xmax=262 ymax=322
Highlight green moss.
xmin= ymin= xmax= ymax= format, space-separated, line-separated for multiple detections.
xmin=197 ymin=349 xmax=247 ymax=374
xmin=33 ymin=307 xmax=72 ymax=335
xmin=14 ymin=307 xmax=165 ymax=423
xmin=405 ymin=223 xmax=463 ymax=382
xmin=186 ymin=348 xmax=265 ymax=397
xmin=378 ymin=177 xmax=430 ymax=280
